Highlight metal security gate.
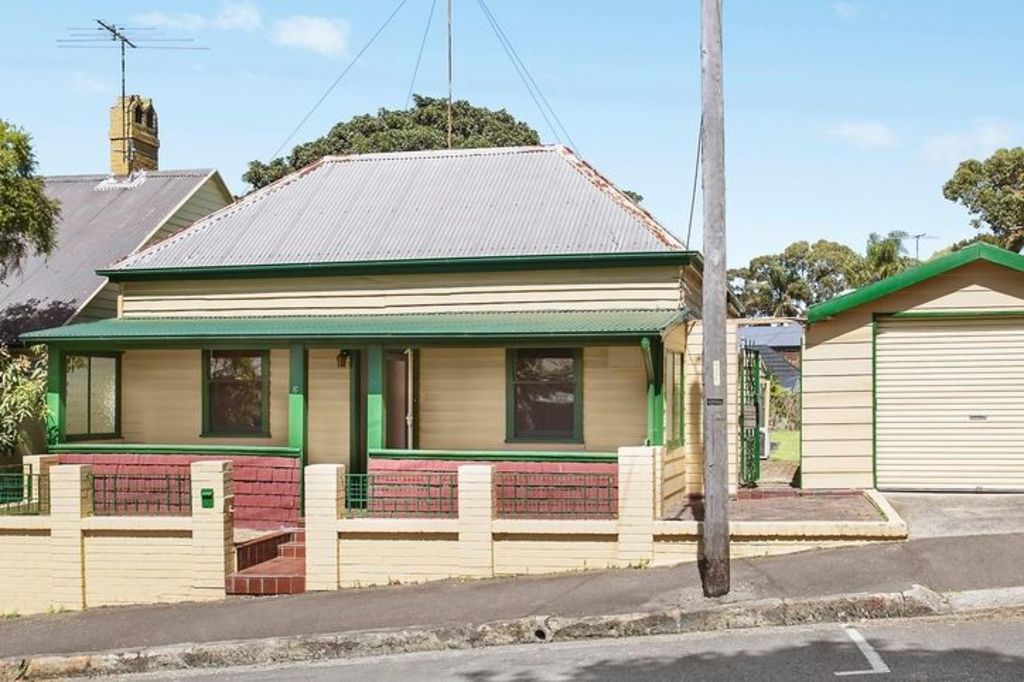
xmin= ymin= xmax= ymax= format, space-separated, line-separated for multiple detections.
xmin=739 ymin=345 xmax=762 ymax=486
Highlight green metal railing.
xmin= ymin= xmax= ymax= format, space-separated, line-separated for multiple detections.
xmin=344 ymin=472 xmax=458 ymax=518
xmin=0 ymin=465 xmax=49 ymax=516
xmin=739 ymin=344 xmax=763 ymax=486
xmin=494 ymin=472 xmax=617 ymax=519
xmin=90 ymin=473 xmax=191 ymax=516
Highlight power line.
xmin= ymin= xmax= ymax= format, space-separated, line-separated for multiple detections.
xmin=406 ymin=0 xmax=438 ymax=108
xmin=685 ymin=115 xmax=703 ymax=249
xmin=269 ymin=0 xmax=410 ymax=160
xmin=477 ymin=0 xmax=579 ymax=152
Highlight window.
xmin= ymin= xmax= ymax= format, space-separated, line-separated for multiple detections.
xmin=65 ymin=354 xmax=120 ymax=439
xmin=665 ymin=352 xmax=685 ymax=445
xmin=203 ymin=350 xmax=269 ymax=436
xmin=506 ymin=349 xmax=582 ymax=442
xmin=133 ymin=107 xmax=143 ymax=124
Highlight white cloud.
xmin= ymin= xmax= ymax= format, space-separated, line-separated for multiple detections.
xmin=70 ymin=71 xmax=111 ymax=95
xmin=825 ymin=121 xmax=896 ymax=148
xmin=832 ymin=2 xmax=861 ymax=19
xmin=272 ymin=16 xmax=349 ymax=58
xmin=134 ymin=1 xmax=261 ymax=32
xmin=923 ymin=121 xmax=1015 ymax=167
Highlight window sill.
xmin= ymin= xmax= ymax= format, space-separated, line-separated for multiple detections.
xmin=199 ymin=432 xmax=272 ymax=439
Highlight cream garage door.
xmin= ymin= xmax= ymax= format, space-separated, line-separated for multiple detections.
xmin=876 ymin=316 xmax=1024 ymax=491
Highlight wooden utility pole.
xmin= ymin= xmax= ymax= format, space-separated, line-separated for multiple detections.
xmin=446 ymin=0 xmax=453 ymax=149
xmin=700 ymin=0 xmax=730 ymax=597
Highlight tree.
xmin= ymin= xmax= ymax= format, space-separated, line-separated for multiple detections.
xmin=622 ymin=190 xmax=644 ymax=204
xmin=728 ymin=240 xmax=864 ymax=317
xmin=0 ymin=120 xmax=61 ymax=280
xmin=0 ymin=345 xmax=47 ymax=459
xmin=943 ymin=147 xmax=1024 ymax=252
xmin=864 ymin=230 xmax=915 ymax=281
xmin=244 ymin=95 xmax=541 ymax=190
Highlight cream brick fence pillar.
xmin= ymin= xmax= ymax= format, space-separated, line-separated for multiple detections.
xmin=49 ymin=464 xmax=91 ymax=611
xmin=458 ymin=464 xmax=494 ymax=579
xmin=617 ymin=446 xmax=659 ymax=566
xmin=305 ymin=464 xmax=345 ymax=591
xmin=190 ymin=460 xmax=234 ymax=601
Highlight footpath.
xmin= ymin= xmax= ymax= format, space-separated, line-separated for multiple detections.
xmin=2 ymin=526 xmax=1024 ymax=679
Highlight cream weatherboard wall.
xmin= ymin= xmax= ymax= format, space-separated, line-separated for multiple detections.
xmin=118 ymin=349 xmax=290 ymax=447
xmin=117 ymin=265 xmax=689 ymax=318
xmin=417 ymin=345 xmax=647 ymax=452
xmin=803 ymin=260 xmax=1024 ymax=489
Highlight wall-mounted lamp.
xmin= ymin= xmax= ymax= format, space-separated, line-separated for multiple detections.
xmin=336 ymin=350 xmax=350 ymax=368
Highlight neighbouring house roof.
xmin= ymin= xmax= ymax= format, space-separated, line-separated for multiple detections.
xmin=753 ymin=345 xmax=800 ymax=390
xmin=739 ymin=323 xmax=803 ymax=348
xmin=104 ymin=146 xmax=684 ymax=277
xmin=807 ymin=243 xmax=1024 ymax=323
xmin=0 ymin=169 xmax=227 ymax=343
xmin=22 ymin=309 xmax=688 ymax=344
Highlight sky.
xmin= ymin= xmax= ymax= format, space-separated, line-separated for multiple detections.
xmin=2 ymin=0 xmax=1022 ymax=267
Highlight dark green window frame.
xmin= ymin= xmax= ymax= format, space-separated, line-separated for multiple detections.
xmin=201 ymin=349 xmax=271 ymax=438
xmin=63 ymin=352 xmax=122 ymax=442
xmin=505 ymin=348 xmax=583 ymax=444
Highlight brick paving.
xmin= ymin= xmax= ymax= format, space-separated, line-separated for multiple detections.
xmin=665 ymin=491 xmax=884 ymax=522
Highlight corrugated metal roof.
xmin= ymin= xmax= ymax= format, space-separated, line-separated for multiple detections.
xmin=110 ymin=146 xmax=683 ymax=273
xmin=739 ymin=323 xmax=803 ymax=348
xmin=0 ymin=170 xmax=219 ymax=341
xmin=23 ymin=309 xmax=687 ymax=342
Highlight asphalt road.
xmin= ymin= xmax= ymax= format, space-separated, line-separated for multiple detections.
xmin=118 ymin=611 xmax=1024 ymax=681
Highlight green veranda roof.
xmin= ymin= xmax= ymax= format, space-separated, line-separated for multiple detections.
xmin=807 ymin=243 xmax=1024 ymax=323
xmin=23 ymin=309 xmax=687 ymax=344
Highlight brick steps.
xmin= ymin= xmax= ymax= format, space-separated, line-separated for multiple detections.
xmin=227 ymin=528 xmax=305 ymax=595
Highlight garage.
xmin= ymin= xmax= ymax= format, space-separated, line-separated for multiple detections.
xmin=875 ymin=316 xmax=1024 ymax=491
xmin=802 ymin=243 xmax=1024 ymax=491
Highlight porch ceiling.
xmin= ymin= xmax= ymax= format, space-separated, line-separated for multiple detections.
xmin=23 ymin=309 xmax=688 ymax=344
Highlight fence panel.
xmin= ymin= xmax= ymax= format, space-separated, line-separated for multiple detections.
xmin=91 ymin=473 xmax=191 ymax=516
xmin=0 ymin=465 xmax=49 ymax=515
xmin=344 ymin=471 xmax=458 ymax=518
xmin=494 ymin=471 xmax=617 ymax=519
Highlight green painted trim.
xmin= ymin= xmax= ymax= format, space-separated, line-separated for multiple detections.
xmin=348 ymin=350 xmax=364 ymax=474
xmin=45 ymin=346 xmax=65 ymax=448
xmin=504 ymin=347 xmax=584 ymax=444
xmin=201 ymin=349 xmax=271 ymax=438
xmin=288 ymin=343 xmax=308 ymax=514
xmin=368 ymin=448 xmax=617 ymax=463
xmin=678 ymin=350 xmax=685 ymax=446
xmin=871 ymin=317 xmax=878 ymax=489
xmin=797 ymin=340 xmax=803 ymax=488
xmin=884 ymin=309 xmax=1024 ymax=319
xmin=63 ymin=353 xmax=123 ymax=441
xmin=50 ymin=443 xmax=301 ymax=457
xmin=98 ymin=251 xmax=698 ymax=282
xmin=807 ymin=243 xmax=1024 ymax=323
xmin=31 ymin=333 xmax=663 ymax=347
xmin=366 ymin=345 xmax=385 ymax=451
xmin=641 ymin=337 xmax=665 ymax=446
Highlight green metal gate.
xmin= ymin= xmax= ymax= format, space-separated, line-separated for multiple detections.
xmin=739 ymin=345 xmax=762 ymax=486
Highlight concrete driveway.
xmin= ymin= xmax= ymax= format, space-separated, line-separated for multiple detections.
xmin=884 ymin=492 xmax=1024 ymax=539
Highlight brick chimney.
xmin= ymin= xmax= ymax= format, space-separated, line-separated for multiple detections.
xmin=109 ymin=95 xmax=159 ymax=176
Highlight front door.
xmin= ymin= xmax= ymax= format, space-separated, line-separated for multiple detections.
xmin=385 ymin=350 xmax=415 ymax=449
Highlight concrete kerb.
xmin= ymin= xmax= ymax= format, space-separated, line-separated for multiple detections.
xmin=10 ymin=584 xmax=1024 ymax=681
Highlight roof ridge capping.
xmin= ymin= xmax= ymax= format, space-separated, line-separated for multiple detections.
xmin=806 ymin=242 xmax=1024 ymax=323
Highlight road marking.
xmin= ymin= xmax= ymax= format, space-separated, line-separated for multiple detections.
xmin=834 ymin=625 xmax=891 ymax=677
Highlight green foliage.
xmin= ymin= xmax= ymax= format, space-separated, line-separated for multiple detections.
xmin=244 ymin=95 xmax=541 ymax=190
xmin=0 ymin=120 xmax=61 ymax=280
xmin=769 ymin=383 xmax=799 ymax=430
xmin=865 ymin=230 xmax=916 ymax=280
xmin=730 ymin=231 xmax=920 ymax=317
xmin=621 ymin=190 xmax=644 ymax=204
xmin=943 ymin=148 xmax=1024 ymax=251
xmin=0 ymin=345 xmax=48 ymax=458
xmin=728 ymin=240 xmax=864 ymax=317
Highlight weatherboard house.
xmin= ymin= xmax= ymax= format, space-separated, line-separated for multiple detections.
xmin=24 ymin=145 xmax=737 ymax=528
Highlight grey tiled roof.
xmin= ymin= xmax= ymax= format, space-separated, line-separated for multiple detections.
xmin=110 ymin=146 xmax=682 ymax=272
xmin=0 ymin=170 xmax=218 ymax=342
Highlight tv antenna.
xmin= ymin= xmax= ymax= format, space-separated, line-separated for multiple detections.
xmin=908 ymin=232 xmax=937 ymax=260
xmin=57 ymin=20 xmax=209 ymax=172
